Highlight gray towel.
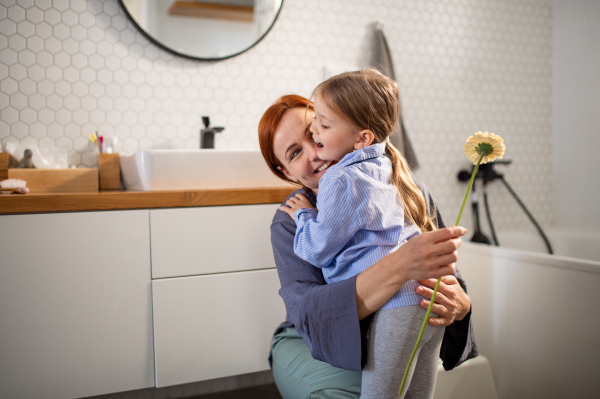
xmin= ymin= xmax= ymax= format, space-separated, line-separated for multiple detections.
xmin=372 ymin=24 xmax=419 ymax=170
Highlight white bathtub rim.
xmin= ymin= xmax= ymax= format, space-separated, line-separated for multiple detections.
xmin=461 ymin=241 xmax=600 ymax=275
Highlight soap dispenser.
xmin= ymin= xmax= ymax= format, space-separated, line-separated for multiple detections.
xmin=200 ymin=116 xmax=225 ymax=149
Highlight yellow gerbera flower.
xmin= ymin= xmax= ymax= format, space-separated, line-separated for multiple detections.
xmin=464 ymin=131 xmax=505 ymax=164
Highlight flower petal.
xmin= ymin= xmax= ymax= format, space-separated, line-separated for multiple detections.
xmin=463 ymin=131 xmax=505 ymax=164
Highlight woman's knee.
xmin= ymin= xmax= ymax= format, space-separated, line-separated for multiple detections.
xmin=271 ymin=330 xmax=361 ymax=399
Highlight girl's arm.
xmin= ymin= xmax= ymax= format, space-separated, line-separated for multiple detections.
xmin=291 ymin=175 xmax=367 ymax=267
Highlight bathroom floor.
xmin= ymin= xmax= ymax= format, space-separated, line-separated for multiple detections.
xmin=188 ymin=383 xmax=282 ymax=399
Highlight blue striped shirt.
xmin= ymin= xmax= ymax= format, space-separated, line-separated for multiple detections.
xmin=293 ymin=142 xmax=422 ymax=310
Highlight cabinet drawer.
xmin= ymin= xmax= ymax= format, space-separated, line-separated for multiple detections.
xmin=150 ymin=204 xmax=279 ymax=278
xmin=152 ymin=269 xmax=286 ymax=387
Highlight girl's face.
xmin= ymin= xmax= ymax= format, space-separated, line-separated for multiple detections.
xmin=310 ymin=93 xmax=362 ymax=162
xmin=273 ymin=107 xmax=335 ymax=191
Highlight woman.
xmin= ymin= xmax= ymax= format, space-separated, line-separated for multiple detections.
xmin=259 ymin=95 xmax=477 ymax=398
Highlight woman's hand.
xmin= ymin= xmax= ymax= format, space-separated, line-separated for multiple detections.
xmin=355 ymin=226 xmax=466 ymax=320
xmin=389 ymin=226 xmax=466 ymax=281
xmin=417 ymin=275 xmax=471 ymax=326
xmin=279 ymin=193 xmax=317 ymax=219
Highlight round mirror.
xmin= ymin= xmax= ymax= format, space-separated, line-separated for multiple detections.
xmin=119 ymin=0 xmax=284 ymax=61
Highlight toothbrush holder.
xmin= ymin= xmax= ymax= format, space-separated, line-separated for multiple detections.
xmin=98 ymin=153 xmax=121 ymax=191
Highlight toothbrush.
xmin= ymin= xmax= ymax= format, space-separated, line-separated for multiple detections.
xmin=90 ymin=133 xmax=101 ymax=152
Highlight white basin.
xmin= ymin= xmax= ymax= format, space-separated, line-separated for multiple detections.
xmin=119 ymin=149 xmax=294 ymax=191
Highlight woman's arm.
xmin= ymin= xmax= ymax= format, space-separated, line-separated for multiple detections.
xmin=355 ymin=226 xmax=466 ymax=320
xmin=272 ymin=212 xmax=364 ymax=370
xmin=354 ymin=227 xmax=478 ymax=370
xmin=271 ymin=190 xmax=471 ymax=370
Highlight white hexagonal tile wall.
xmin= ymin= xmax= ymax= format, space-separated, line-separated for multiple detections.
xmin=1 ymin=0 xmax=553 ymax=235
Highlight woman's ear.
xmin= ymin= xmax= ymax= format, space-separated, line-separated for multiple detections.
xmin=277 ymin=165 xmax=298 ymax=182
xmin=354 ymin=129 xmax=375 ymax=150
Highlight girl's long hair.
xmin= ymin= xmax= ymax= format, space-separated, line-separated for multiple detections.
xmin=313 ymin=68 xmax=436 ymax=232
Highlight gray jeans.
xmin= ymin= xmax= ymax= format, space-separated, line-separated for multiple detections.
xmin=361 ymin=305 xmax=445 ymax=399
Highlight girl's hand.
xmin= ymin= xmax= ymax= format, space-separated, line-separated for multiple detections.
xmin=279 ymin=193 xmax=317 ymax=219
xmin=417 ymin=275 xmax=471 ymax=326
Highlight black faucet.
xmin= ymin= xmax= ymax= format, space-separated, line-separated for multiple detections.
xmin=200 ymin=116 xmax=224 ymax=149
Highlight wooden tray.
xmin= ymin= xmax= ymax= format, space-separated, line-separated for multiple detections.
xmin=7 ymin=168 xmax=99 ymax=193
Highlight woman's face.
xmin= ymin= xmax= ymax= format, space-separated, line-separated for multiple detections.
xmin=273 ymin=107 xmax=334 ymax=191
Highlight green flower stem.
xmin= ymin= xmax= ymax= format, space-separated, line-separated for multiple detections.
xmin=455 ymin=154 xmax=483 ymax=227
xmin=398 ymin=277 xmax=441 ymax=396
xmin=399 ymin=153 xmax=484 ymax=396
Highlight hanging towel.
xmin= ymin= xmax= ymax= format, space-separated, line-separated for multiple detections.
xmin=372 ymin=23 xmax=419 ymax=170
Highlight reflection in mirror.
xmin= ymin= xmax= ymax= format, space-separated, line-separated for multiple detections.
xmin=119 ymin=0 xmax=283 ymax=61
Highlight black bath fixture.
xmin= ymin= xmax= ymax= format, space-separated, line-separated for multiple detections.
xmin=457 ymin=169 xmax=491 ymax=244
xmin=200 ymin=116 xmax=224 ymax=149
xmin=457 ymin=160 xmax=554 ymax=254
xmin=469 ymin=182 xmax=492 ymax=244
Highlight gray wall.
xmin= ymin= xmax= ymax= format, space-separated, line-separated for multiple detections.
xmin=553 ymin=0 xmax=600 ymax=232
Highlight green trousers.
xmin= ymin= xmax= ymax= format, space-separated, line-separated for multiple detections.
xmin=270 ymin=327 xmax=362 ymax=399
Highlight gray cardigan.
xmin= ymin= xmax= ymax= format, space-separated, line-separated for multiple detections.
xmin=270 ymin=187 xmax=478 ymax=371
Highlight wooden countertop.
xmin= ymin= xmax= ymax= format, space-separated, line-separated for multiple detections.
xmin=0 ymin=187 xmax=295 ymax=214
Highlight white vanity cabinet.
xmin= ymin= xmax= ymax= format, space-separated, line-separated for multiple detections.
xmin=0 ymin=210 xmax=155 ymax=399
xmin=150 ymin=204 xmax=286 ymax=387
xmin=0 ymin=202 xmax=287 ymax=396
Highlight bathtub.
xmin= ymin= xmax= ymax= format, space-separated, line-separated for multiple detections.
xmin=433 ymin=356 xmax=497 ymax=399
xmin=488 ymin=229 xmax=600 ymax=263
xmin=458 ymin=229 xmax=600 ymax=399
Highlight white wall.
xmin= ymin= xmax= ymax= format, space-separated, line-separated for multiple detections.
xmin=0 ymin=0 xmax=554 ymax=233
xmin=553 ymin=0 xmax=600 ymax=232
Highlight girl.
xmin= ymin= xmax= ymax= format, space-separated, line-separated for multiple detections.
xmin=280 ymin=69 xmax=443 ymax=398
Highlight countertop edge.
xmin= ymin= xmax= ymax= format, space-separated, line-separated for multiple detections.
xmin=0 ymin=187 xmax=296 ymax=214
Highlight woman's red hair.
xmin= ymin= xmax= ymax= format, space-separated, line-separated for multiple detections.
xmin=258 ymin=94 xmax=314 ymax=186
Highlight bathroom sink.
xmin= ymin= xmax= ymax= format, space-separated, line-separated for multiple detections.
xmin=119 ymin=149 xmax=293 ymax=191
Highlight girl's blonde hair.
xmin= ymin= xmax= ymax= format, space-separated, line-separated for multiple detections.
xmin=312 ymin=68 xmax=436 ymax=232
